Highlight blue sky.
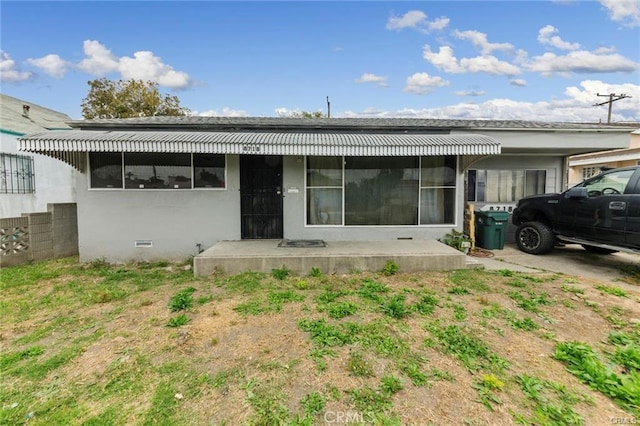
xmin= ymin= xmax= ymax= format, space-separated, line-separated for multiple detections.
xmin=1 ymin=1 xmax=639 ymax=122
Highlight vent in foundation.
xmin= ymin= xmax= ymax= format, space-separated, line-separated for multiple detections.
xmin=135 ymin=240 xmax=153 ymax=248
xmin=397 ymin=237 xmax=413 ymax=240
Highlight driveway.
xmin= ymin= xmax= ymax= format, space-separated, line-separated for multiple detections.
xmin=472 ymin=242 xmax=640 ymax=287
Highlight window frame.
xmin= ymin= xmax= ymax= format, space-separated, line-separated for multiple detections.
xmin=88 ymin=152 xmax=227 ymax=190
xmin=0 ymin=153 xmax=35 ymax=194
xmin=467 ymin=168 xmax=547 ymax=203
xmin=305 ymin=155 xmax=459 ymax=227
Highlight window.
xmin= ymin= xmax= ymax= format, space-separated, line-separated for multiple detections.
xmin=194 ymin=154 xmax=225 ymax=188
xmin=306 ymin=155 xmax=456 ymax=226
xmin=0 ymin=153 xmax=35 ymax=194
xmin=582 ymin=166 xmax=599 ymax=180
xmin=125 ymin=153 xmax=191 ymax=189
xmin=307 ymin=156 xmax=343 ymax=225
xmin=583 ymin=168 xmax=635 ymax=197
xmin=420 ymin=156 xmax=456 ymax=224
xmin=467 ymin=169 xmax=546 ymax=203
xmin=345 ymin=156 xmax=419 ymax=225
xmin=90 ymin=153 xmax=122 ymax=188
xmin=89 ymin=152 xmax=226 ymax=189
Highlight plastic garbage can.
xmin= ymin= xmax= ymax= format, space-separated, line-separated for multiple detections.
xmin=475 ymin=211 xmax=510 ymax=250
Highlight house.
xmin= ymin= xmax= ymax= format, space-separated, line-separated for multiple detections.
xmin=18 ymin=117 xmax=634 ymax=263
xmin=568 ymin=127 xmax=640 ymax=187
xmin=0 ymin=94 xmax=76 ymax=218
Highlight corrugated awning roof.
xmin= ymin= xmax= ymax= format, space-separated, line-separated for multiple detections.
xmin=19 ymin=130 xmax=501 ymax=171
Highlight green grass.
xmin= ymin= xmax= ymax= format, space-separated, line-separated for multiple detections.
xmin=595 ymin=284 xmax=628 ymax=298
xmin=425 ymin=322 xmax=508 ymax=373
xmin=554 ymin=341 xmax=640 ymax=416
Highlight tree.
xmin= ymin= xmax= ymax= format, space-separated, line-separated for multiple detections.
xmin=290 ymin=110 xmax=325 ymax=118
xmin=81 ymin=78 xmax=190 ymax=119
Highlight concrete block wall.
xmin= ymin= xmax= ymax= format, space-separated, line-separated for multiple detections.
xmin=49 ymin=203 xmax=78 ymax=258
xmin=26 ymin=212 xmax=54 ymax=262
xmin=0 ymin=203 xmax=78 ymax=267
xmin=0 ymin=216 xmax=30 ymax=267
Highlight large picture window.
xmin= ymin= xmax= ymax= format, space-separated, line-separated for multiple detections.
xmin=0 ymin=153 xmax=35 ymax=194
xmin=89 ymin=153 xmax=226 ymax=189
xmin=306 ymin=155 xmax=457 ymax=226
xmin=345 ymin=157 xmax=419 ymax=226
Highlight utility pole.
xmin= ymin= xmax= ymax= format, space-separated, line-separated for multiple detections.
xmin=593 ymin=93 xmax=631 ymax=124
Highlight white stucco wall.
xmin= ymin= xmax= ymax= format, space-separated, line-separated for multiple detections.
xmin=0 ymin=133 xmax=77 ymax=218
xmin=78 ymin=154 xmax=465 ymax=262
xmin=76 ymin=155 xmax=241 ymax=262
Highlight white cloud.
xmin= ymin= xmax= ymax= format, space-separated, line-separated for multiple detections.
xmin=26 ymin=54 xmax=69 ymax=78
xmin=600 ymin=0 xmax=640 ymax=27
xmin=340 ymin=79 xmax=640 ymax=122
xmin=454 ymin=90 xmax=486 ymax=97
xmin=403 ymin=72 xmax=449 ymax=94
xmin=76 ymin=40 xmax=192 ymax=89
xmin=510 ymin=79 xmax=527 ymax=87
xmin=77 ymin=40 xmax=119 ymax=75
xmin=354 ymin=73 xmax=388 ymax=87
xmin=453 ymin=30 xmax=514 ymax=55
xmin=386 ymin=10 xmax=427 ymax=30
xmin=525 ymin=50 xmax=639 ymax=75
xmin=194 ymin=107 xmax=249 ymax=117
xmin=119 ymin=51 xmax=191 ymax=89
xmin=537 ymin=25 xmax=581 ymax=51
xmin=428 ymin=17 xmax=450 ymax=32
xmin=386 ymin=10 xmax=449 ymax=33
xmin=422 ymin=45 xmax=521 ymax=76
xmin=0 ymin=51 xmax=32 ymax=82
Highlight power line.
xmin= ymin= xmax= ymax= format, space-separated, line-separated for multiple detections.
xmin=593 ymin=93 xmax=632 ymax=124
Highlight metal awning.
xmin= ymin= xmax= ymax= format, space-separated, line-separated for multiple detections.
xmin=19 ymin=130 xmax=501 ymax=171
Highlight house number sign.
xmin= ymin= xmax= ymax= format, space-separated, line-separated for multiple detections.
xmin=242 ymin=145 xmax=261 ymax=153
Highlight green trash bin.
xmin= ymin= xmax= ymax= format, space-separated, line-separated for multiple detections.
xmin=475 ymin=211 xmax=510 ymax=250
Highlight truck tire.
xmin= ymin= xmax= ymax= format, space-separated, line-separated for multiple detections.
xmin=581 ymin=244 xmax=618 ymax=255
xmin=515 ymin=221 xmax=556 ymax=254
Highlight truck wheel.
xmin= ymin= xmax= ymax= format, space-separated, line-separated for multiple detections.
xmin=515 ymin=221 xmax=556 ymax=254
xmin=581 ymin=245 xmax=618 ymax=255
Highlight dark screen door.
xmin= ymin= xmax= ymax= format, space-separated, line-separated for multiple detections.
xmin=240 ymin=155 xmax=283 ymax=239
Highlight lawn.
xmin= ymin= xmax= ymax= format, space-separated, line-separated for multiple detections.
xmin=1 ymin=257 xmax=639 ymax=425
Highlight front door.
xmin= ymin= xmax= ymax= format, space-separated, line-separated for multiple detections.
xmin=240 ymin=155 xmax=283 ymax=239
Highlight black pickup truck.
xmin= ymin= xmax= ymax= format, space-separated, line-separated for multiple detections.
xmin=511 ymin=166 xmax=640 ymax=255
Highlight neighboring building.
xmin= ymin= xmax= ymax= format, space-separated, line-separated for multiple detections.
xmin=18 ymin=117 xmax=634 ymax=262
xmin=0 ymin=94 xmax=76 ymax=218
xmin=568 ymin=127 xmax=640 ymax=187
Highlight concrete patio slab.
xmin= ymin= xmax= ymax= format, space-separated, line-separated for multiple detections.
xmin=193 ymin=239 xmax=467 ymax=277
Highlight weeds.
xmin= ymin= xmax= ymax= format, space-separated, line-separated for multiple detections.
xmin=381 ymin=260 xmax=399 ymax=276
xmin=347 ymin=351 xmax=374 ymax=377
xmin=309 ymin=267 xmax=322 ymax=278
xmin=381 ymin=294 xmax=411 ymax=319
xmin=554 ymin=341 xmax=640 ymax=415
xmin=425 ymin=322 xmax=508 ymax=373
xmin=272 ymin=265 xmax=290 ymax=280
xmin=167 ymin=314 xmax=189 ymax=327
xmin=472 ymin=374 xmax=504 ymax=411
xmin=508 ymin=290 xmax=552 ymax=313
xmin=595 ymin=284 xmax=628 ymax=298
xmin=514 ymin=374 xmax=589 ymax=425
xmin=168 ymin=287 xmax=196 ymax=312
